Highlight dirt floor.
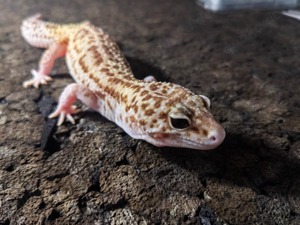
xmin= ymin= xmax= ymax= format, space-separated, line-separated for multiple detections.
xmin=0 ymin=0 xmax=300 ymax=224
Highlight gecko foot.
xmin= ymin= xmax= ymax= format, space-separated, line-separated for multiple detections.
xmin=49 ymin=105 xmax=81 ymax=126
xmin=23 ymin=69 xmax=53 ymax=88
xmin=143 ymin=75 xmax=157 ymax=82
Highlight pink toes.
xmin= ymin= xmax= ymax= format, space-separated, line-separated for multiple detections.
xmin=23 ymin=69 xmax=52 ymax=88
xmin=49 ymin=105 xmax=80 ymax=126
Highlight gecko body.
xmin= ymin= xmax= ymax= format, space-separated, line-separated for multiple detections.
xmin=21 ymin=14 xmax=225 ymax=150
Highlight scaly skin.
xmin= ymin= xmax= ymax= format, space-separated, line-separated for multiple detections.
xmin=21 ymin=14 xmax=226 ymax=150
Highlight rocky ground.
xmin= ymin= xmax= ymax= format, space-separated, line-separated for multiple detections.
xmin=0 ymin=0 xmax=299 ymax=224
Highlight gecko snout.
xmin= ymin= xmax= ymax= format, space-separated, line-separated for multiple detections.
xmin=206 ymin=126 xmax=226 ymax=148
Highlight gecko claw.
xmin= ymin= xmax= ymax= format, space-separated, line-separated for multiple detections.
xmin=23 ymin=69 xmax=53 ymax=88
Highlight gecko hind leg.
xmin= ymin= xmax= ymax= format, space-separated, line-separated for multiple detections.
xmin=23 ymin=42 xmax=67 ymax=88
xmin=49 ymin=83 xmax=100 ymax=125
xmin=143 ymin=75 xmax=157 ymax=82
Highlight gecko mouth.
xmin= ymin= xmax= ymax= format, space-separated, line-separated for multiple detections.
xmin=148 ymin=133 xmax=225 ymax=150
xmin=176 ymin=138 xmax=222 ymax=150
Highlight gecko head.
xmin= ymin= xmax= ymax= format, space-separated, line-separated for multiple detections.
xmin=143 ymin=90 xmax=225 ymax=150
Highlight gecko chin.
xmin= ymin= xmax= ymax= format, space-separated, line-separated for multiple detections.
xmin=147 ymin=126 xmax=226 ymax=150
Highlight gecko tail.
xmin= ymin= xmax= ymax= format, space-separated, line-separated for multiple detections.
xmin=21 ymin=13 xmax=70 ymax=49
xmin=21 ymin=14 xmax=86 ymax=49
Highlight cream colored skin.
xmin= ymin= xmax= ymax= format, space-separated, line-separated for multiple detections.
xmin=21 ymin=14 xmax=226 ymax=150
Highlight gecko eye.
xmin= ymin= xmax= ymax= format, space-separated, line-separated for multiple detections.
xmin=170 ymin=118 xmax=190 ymax=129
xmin=200 ymin=95 xmax=211 ymax=109
xmin=169 ymin=113 xmax=191 ymax=130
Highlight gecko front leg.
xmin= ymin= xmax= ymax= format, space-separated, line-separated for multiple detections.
xmin=49 ymin=83 xmax=100 ymax=125
xmin=23 ymin=43 xmax=67 ymax=88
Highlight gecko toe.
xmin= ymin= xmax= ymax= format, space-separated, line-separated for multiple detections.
xmin=49 ymin=104 xmax=80 ymax=125
xmin=57 ymin=112 xmax=66 ymax=126
xmin=66 ymin=114 xmax=75 ymax=124
xmin=22 ymin=69 xmax=53 ymax=88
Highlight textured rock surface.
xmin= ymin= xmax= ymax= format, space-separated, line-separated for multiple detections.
xmin=0 ymin=0 xmax=300 ymax=224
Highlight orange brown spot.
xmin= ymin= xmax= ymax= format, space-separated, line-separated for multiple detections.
xmin=154 ymin=101 xmax=161 ymax=108
xmin=45 ymin=23 xmax=56 ymax=29
xmin=158 ymin=112 xmax=167 ymax=120
xmin=125 ymin=105 xmax=130 ymax=112
xmin=142 ymin=95 xmax=151 ymax=102
xmin=121 ymin=94 xmax=128 ymax=102
xmin=190 ymin=126 xmax=199 ymax=132
xmin=73 ymin=43 xmax=81 ymax=54
xmin=162 ymin=89 xmax=168 ymax=94
xmin=149 ymin=83 xmax=158 ymax=91
xmin=145 ymin=109 xmax=155 ymax=116
xmin=140 ymin=90 xmax=148 ymax=96
xmin=131 ymin=96 xmax=136 ymax=103
xmin=130 ymin=116 xmax=136 ymax=123
xmin=139 ymin=120 xmax=146 ymax=126
xmin=103 ymin=45 xmax=114 ymax=58
xmin=96 ymin=91 xmax=106 ymax=100
xmin=133 ymin=105 xmax=138 ymax=113
xmin=107 ymin=77 xmax=116 ymax=83
xmin=106 ymin=72 xmax=114 ymax=77
xmin=141 ymin=103 xmax=149 ymax=110
xmin=188 ymin=100 xmax=197 ymax=108
xmin=107 ymin=100 xmax=113 ymax=111
xmin=131 ymin=85 xmax=141 ymax=93
xmin=75 ymin=28 xmax=89 ymax=40
xmin=79 ymin=56 xmax=88 ymax=73
xmin=100 ymin=68 xmax=110 ymax=73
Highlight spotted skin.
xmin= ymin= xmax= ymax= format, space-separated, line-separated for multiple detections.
xmin=21 ymin=14 xmax=226 ymax=150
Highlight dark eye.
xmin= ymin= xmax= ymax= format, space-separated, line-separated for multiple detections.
xmin=170 ymin=117 xmax=190 ymax=129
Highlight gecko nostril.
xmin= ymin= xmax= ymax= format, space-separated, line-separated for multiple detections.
xmin=210 ymin=136 xmax=216 ymax=142
xmin=207 ymin=126 xmax=226 ymax=145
